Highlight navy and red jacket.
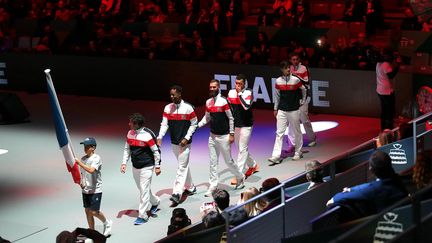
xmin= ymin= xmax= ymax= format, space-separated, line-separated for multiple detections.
xmin=198 ymin=93 xmax=234 ymax=135
xmin=157 ymin=100 xmax=198 ymax=145
xmin=122 ymin=127 xmax=161 ymax=169
xmin=227 ymin=88 xmax=254 ymax=128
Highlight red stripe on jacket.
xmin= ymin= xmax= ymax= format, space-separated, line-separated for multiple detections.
xmin=206 ymin=104 xmax=230 ymax=113
xmin=163 ymin=111 xmax=196 ymax=120
xmin=227 ymin=97 xmax=241 ymax=104
xmin=127 ymin=138 xmax=155 ymax=147
xmin=275 ymin=82 xmax=302 ymax=90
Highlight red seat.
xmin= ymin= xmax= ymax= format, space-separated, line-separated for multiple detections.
xmin=314 ymin=20 xmax=332 ymax=29
xmin=330 ymin=3 xmax=345 ymax=20
xmin=310 ymin=3 xmax=330 ymax=17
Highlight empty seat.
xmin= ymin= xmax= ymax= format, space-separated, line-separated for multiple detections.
xmin=269 ymin=46 xmax=280 ymax=60
xmin=333 ymin=20 xmax=348 ymax=29
xmin=349 ymin=22 xmax=365 ymax=37
xmin=330 ymin=3 xmax=345 ymax=20
xmin=17 ymin=36 xmax=31 ymax=50
xmin=310 ymin=3 xmax=330 ymax=18
xmin=314 ymin=20 xmax=332 ymax=28
xmin=279 ymin=47 xmax=289 ymax=60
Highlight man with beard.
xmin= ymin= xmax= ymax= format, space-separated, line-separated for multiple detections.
xmin=198 ymin=79 xmax=245 ymax=197
xmin=157 ymin=85 xmax=198 ymax=206
xmin=227 ymin=74 xmax=259 ymax=185
xmin=120 ymin=113 xmax=161 ymax=225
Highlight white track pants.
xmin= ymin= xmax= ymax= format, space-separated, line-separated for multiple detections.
xmin=272 ymin=109 xmax=303 ymax=158
xmin=132 ymin=166 xmax=160 ymax=220
xmin=172 ymin=144 xmax=194 ymax=195
xmin=288 ymin=99 xmax=316 ymax=143
xmin=234 ymin=126 xmax=256 ymax=173
xmin=208 ymin=133 xmax=243 ymax=190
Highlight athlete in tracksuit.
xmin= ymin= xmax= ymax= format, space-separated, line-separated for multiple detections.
xmin=227 ymin=74 xmax=259 ymax=185
xmin=157 ymin=85 xmax=197 ymax=205
xmin=121 ymin=113 xmax=161 ymax=225
xmin=198 ymin=79 xmax=245 ymax=197
xmin=269 ymin=61 xmax=306 ymax=163
xmin=288 ymin=53 xmax=316 ymax=147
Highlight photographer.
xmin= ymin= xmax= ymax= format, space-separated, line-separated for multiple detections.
xmin=376 ymin=47 xmax=400 ymax=130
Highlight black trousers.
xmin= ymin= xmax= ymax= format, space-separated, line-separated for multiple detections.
xmin=378 ymin=92 xmax=395 ymax=130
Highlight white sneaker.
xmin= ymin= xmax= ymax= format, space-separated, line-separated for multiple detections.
xmin=292 ymin=153 xmax=303 ymax=161
xmin=235 ymin=176 xmax=245 ymax=190
xmin=308 ymin=141 xmax=317 ymax=147
xmin=204 ymin=189 xmax=214 ymax=197
xmin=267 ymin=156 xmax=282 ymax=164
xmin=103 ymin=219 xmax=112 ymax=236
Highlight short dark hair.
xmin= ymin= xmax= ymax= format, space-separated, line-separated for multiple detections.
xmin=210 ymin=79 xmax=220 ymax=86
xmin=171 ymin=85 xmax=183 ymax=94
xmin=236 ymin=74 xmax=247 ymax=82
xmin=202 ymin=211 xmax=225 ymax=229
xmin=129 ymin=113 xmax=145 ymax=128
xmin=261 ymin=177 xmax=281 ymax=200
xmin=290 ymin=53 xmax=300 ymax=59
xmin=305 ymin=160 xmax=324 ymax=183
xmin=280 ymin=61 xmax=290 ymax=69
xmin=369 ymin=150 xmax=395 ymax=179
xmin=212 ymin=189 xmax=230 ymax=210
xmin=56 ymin=231 xmax=75 ymax=243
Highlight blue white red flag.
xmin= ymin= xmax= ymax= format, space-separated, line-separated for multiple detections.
xmin=45 ymin=69 xmax=81 ymax=184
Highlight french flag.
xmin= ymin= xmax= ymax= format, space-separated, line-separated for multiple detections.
xmin=45 ymin=69 xmax=81 ymax=184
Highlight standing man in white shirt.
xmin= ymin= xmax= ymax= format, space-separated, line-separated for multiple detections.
xmin=157 ymin=85 xmax=198 ymax=206
xmin=376 ymin=48 xmax=400 ymax=130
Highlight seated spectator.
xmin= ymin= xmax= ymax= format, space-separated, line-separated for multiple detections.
xmin=134 ymin=2 xmax=151 ymax=23
xmin=400 ymin=7 xmax=422 ymax=31
xmin=421 ymin=17 xmax=432 ymax=32
xmin=273 ymin=0 xmax=293 ymax=12
xmin=293 ymin=4 xmax=310 ymax=28
xmin=375 ymin=129 xmax=395 ymax=148
xmin=150 ymin=6 xmax=167 ymax=23
xmin=305 ymin=160 xmax=324 ymax=189
xmin=237 ymin=187 xmax=266 ymax=217
xmin=260 ymin=177 xmax=285 ymax=212
xmin=397 ymin=121 xmax=413 ymax=140
xmin=0 ymin=236 xmax=10 ymax=243
xmin=200 ymin=188 xmax=230 ymax=217
xmin=344 ymin=0 xmax=366 ymax=22
xmin=55 ymin=0 xmax=73 ymax=22
xmin=202 ymin=210 xmax=225 ymax=229
xmin=273 ymin=6 xmax=293 ymax=28
xmin=326 ymin=151 xmax=408 ymax=217
xmin=184 ymin=3 xmax=198 ymax=24
xmin=250 ymin=31 xmax=269 ymax=65
xmin=232 ymin=45 xmax=251 ymax=64
xmin=56 ymin=228 xmax=106 ymax=243
xmin=171 ymin=33 xmax=192 ymax=60
xmin=191 ymin=30 xmax=207 ymax=60
xmin=167 ymin=208 xmax=192 ymax=235
xmin=412 ymin=150 xmax=432 ymax=190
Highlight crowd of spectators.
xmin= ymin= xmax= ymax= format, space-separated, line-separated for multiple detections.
xmin=0 ymin=0 xmax=428 ymax=70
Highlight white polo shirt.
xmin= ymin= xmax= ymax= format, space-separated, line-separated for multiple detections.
xmin=80 ymin=153 xmax=102 ymax=194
